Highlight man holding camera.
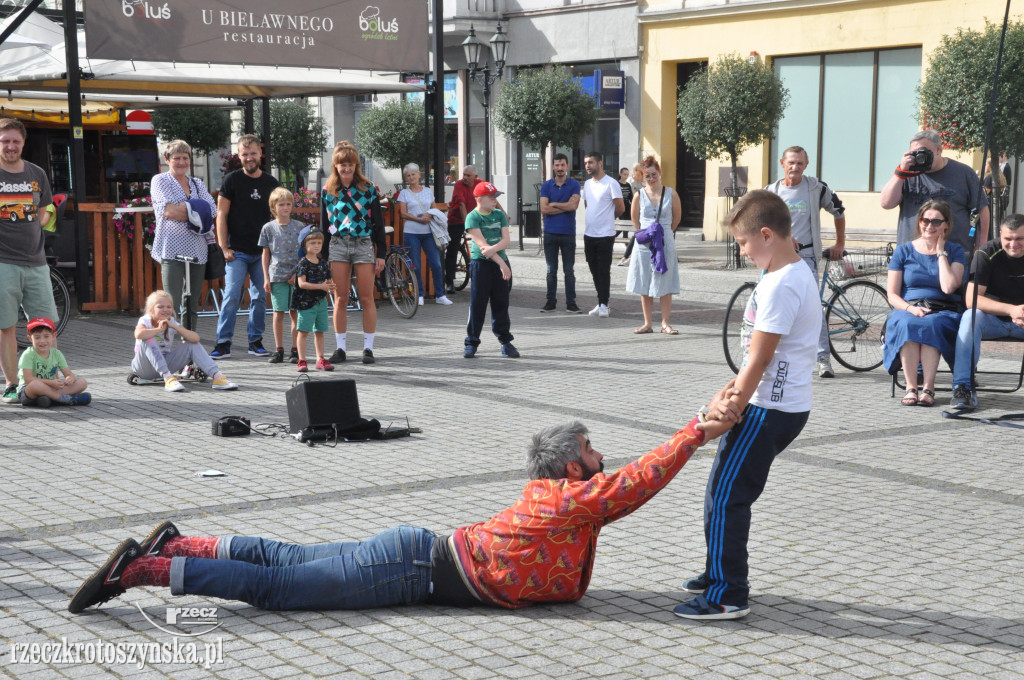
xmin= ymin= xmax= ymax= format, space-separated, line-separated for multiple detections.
xmin=880 ymin=130 xmax=988 ymax=254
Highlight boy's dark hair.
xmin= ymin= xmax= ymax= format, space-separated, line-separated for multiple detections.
xmin=725 ymin=190 xmax=792 ymax=237
xmin=552 ymin=153 xmax=569 ymax=163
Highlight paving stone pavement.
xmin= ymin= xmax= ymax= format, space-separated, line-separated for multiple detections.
xmin=2 ymin=240 xmax=1023 ymax=679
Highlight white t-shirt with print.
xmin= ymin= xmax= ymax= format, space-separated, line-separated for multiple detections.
xmin=134 ymin=314 xmax=177 ymax=357
xmin=582 ymin=175 xmax=623 ymax=237
xmin=742 ymin=261 xmax=820 ymax=412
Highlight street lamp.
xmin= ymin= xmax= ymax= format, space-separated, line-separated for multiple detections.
xmin=462 ymin=22 xmax=510 ymax=181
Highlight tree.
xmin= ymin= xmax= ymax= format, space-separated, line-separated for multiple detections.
xmin=353 ymin=99 xmax=426 ymax=170
xmin=150 ymin=108 xmax=232 ymax=156
xmin=492 ymin=66 xmax=599 ymax=154
xmin=919 ymin=20 xmax=1024 ymax=158
xmin=266 ymin=99 xmax=331 ymax=190
xmin=677 ymin=54 xmax=789 ymax=195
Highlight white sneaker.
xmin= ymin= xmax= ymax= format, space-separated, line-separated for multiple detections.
xmin=588 ymin=305 xmax=602 ymax=316
xmin=598 ymin=305 xmax=610 ymax=318
xmin=418 ymin=297 xmax=425 ymax=306
xmin=435 ymin=295 xmax=453 ymax=305
xmin=817 ymin=358 xmax=835 ymax=378
xmin=164 ymin=376 xmax=185 ymax=392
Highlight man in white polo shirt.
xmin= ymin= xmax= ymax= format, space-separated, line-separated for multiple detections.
xmin=582 ymin=152 xmax=624 ymax=317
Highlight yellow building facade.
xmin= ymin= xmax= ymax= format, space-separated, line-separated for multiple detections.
xmin=639 ymin=0 xmax=1019 ymax=242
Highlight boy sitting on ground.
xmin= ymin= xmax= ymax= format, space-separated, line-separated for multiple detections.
xmin=17 ymin=317 xmax=90 ymax=407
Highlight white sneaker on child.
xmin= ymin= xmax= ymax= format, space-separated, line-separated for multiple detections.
xmin=598 ymin=305 xmax=610 ymax=318
xmin=164 ymin=376 xmax=185 ymax=392
xmin=588 ymin=305 xmax=601 ymax=316
xmin=435 ymin=296 xmax=453 ymax=305
xmin=418 ymin=297 xmax=425 ymax=306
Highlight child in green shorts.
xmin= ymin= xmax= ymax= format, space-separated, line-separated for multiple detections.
xmin=293 ymin=227 xmax=336 ymax=372
xmin=259 ymin=187 xmax=305 ymax=364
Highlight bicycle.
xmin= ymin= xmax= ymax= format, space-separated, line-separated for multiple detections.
xmin=722 ymin=248 xmax=892 ymax=374
xmin=16 ymin=255 xmax=72 ymax=350
xmin=346 ymin=244 xmax=420 ymax=319
xmin=446 ymin=232 xmax=471 ymax=292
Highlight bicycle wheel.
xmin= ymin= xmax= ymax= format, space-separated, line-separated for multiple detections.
xmin=16 ymin=268 xmax=71 ymax=349
xmin=826 ymin=280 xmax=890 ymax=372
xmin=452 ymin=244 xmax=470 ymax=291
xmin=722 ymin=281 xmax=757 ymax=375
xmin=385 ymin=254 xmax=419 ymax=319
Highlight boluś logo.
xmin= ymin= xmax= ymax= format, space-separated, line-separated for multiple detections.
xmin=359 ymin=6 xmax=398 ymax=39
xmin=122 ymin=0 xmax=170 ymax=20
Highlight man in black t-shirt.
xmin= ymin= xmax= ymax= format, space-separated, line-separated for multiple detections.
xmin=951 ymin=213 xmax=1024 ymax=409
xmin=211 ymin=135 xmax=281 ymax=359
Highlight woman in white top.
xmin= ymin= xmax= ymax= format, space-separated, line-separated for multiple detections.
xmin=397 ymin=163 xmax=452 ymax=306
xmin=149 ymin=140 xmax=217 ymax=331
xmin=625 ymin=156 xmax=682 ymax=334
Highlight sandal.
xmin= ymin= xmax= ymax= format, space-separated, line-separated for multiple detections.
xmin=660 ymin=325 xmax=679 ymax=335
xmin=901 ymin=388 xmax=919 ymax=406
xmin=918 ymin=389 xmax=935 ymax=407
xmin=634 ymin=325 xmax=654 ymax=334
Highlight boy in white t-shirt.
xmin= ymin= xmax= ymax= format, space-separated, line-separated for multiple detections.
xmin=675 ymin=190 xmax=821 ymax=621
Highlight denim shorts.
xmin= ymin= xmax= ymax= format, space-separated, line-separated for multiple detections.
xmin=269 ymin=282 xmax=293 ymax=313
xmin=328 ymin=234 xmax=375 ymax=264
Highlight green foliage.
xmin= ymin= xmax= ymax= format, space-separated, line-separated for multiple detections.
xmin=677 ymin=54 xmax=789 ymax=170
xmin=150 ymin=108 xmax=231 ymax=156
xmin=492 ymin=66 xmax=599 ymax=150
xmin=353 ymin=99 xmax=426 ymax=170
xmin=919 ymin=20 xmax=1024 ymax=156
xmin=266 ymin=99 xmax=330 ymax=188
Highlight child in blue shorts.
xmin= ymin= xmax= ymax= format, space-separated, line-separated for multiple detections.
xmin=293 ymin=227 xmax=335 ymax=373
xmin=259 ymin=187 xmax=305 ymax=364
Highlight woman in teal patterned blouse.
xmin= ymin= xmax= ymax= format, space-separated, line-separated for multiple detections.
xmin=320 ymin=141 xmax=388 ymax=364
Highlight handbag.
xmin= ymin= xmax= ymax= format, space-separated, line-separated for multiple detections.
xmin=205 ymin=242 xmax=226 ymax=281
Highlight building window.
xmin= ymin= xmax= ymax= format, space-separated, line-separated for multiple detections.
xmin=770 ymin=47 xmax=922 ymax=192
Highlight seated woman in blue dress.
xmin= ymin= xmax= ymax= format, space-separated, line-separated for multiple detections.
xmin=884 ymin=200 xmax=966 ymax=406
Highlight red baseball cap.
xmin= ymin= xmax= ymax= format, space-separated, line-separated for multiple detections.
xmin=26 ymin=317 xmax=55 ymax=333
xmin=473 ymin=181 xmax=503 ymax=198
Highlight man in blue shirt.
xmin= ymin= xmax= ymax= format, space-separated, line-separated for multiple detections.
xmin=539 ymin=153 xmax=582 ymax=313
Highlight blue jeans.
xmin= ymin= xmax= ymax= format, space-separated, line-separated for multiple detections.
xmin=216 ymin=251 xmax=266 ymax=346
xmin=543 ymin=232 xmax=576 ymax=304
xmin=952 ymin=310 xmax=1024 ymax=388
xmin=799 ymin=254 xmax=830 ymax=360
xmin=466 ymin=259 xmax=512 ymax=346
xmin=171 ymin=526 xmax=435 ymax=611
xmin=404 ymin=232 xmax=444 ymax=298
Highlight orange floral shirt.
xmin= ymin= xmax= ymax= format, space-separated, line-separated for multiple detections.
xmin=451 ymin=419 xmax=705 ymax=608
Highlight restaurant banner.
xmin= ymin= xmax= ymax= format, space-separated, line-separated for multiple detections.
xmin=85 ymin=0 xmax=429 ymax=72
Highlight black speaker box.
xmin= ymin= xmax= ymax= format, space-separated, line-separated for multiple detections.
xmin=286 ymin=379 xmax=361 ymax=433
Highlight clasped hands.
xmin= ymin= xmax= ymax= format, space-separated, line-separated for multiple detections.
xmin=695 ymin=379 xmax=743 ymax=440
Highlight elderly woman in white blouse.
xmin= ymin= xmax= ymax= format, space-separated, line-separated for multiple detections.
xmin=149 ymin=140 xmax=217 ymax=331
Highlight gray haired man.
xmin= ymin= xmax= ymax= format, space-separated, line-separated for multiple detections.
xmin=880 ymin=129 xmax=989 ymax=254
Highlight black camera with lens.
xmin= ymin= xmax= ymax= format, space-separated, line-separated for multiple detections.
xmin=907 ymin=147 xmax=934 ymax=173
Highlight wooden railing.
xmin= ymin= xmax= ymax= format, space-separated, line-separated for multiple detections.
xmin=75 ymin=202 xmax=401 ymax=314
xmin=78 ymin=203 xmax=161 ymax=312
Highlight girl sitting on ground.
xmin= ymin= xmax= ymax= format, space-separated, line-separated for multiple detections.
xmin=133 ymin=290 xmax=238 ymax=392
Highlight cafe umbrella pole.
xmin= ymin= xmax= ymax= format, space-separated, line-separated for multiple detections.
xmin=63 ymin=0 xmax=91 ymax=308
